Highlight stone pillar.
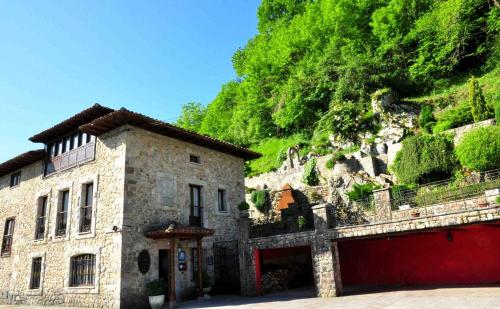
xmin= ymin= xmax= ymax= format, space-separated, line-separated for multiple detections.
xmin=373 ymin=187 xmax=392 ymax=222
xmin=238 ymin=215 xmax=256 ymax=296
xmin=311 ymin=204 xmax=342 ymax=297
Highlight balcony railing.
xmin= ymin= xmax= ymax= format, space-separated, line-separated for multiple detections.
xmin=45 ymin=141 xmax=96 ymax=175
xmin=335 ymin=168 xmax=500 ymax=228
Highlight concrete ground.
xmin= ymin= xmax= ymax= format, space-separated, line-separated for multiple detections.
xmin=1 ymin=286 xmax=499 ymax=309
xmin=180 ymin=286 xmax=500 ymax=309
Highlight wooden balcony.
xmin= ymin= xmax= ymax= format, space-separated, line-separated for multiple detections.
xmin=45 ymin=141 xmax=96 ymax=175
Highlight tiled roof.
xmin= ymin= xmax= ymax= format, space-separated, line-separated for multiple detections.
xmin=0 ymin=150 xmax=46 ymax=177
xmin=145 ymin=221 xmax=215 ymax=239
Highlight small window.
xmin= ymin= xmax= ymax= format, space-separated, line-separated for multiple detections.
xmin=189 ymin=154 xmax=201 ymax=164
xmin=35 ymin=196 xmax=48 ymax=240
xmin=70 ymin=254 xmax=96 ymax=286
xmin=218 ymin=189 xmax=227 ymax=212
xmin=10 ymin=172 xmax=21 ymax=187
xmin=79 ymin=183 xmax=93 ymax=233
xmin=56 ymin=190 xmax=70 ymax=237
xmin=30 ymin=257 xmax=43 ymax=289
xmin=1 ymin=218 xmax=15 ymax=256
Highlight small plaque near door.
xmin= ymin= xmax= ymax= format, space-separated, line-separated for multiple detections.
xmin=138 ymin=250 xmax=151 ymax=274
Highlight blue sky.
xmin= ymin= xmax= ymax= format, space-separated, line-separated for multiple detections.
xmin=0 ymin=0 xmax=260 ymax=162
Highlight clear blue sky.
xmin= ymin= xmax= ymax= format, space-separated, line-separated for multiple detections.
xmin=0 ymin=0 xmax=260 ymax=162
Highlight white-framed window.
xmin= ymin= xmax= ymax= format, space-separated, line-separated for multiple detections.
xmin=55 ymin=190 xmax=70 ymax=237
xmin=79 ymin=183 xmax=93 ymax=233
xmin=69 ymin=254 xmax=96 ymax=287
xmin=30 ymin=257 xmax=43 ymax=289
xmin=35 ymin=196 xmax=48 ymax=240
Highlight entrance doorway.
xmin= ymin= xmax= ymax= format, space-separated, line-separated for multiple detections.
xmin=159 ymin=249 xmax=170 ymax=299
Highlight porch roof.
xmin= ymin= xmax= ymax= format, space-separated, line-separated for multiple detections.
xmin=145 ymin=221 xmax=215 ymax=239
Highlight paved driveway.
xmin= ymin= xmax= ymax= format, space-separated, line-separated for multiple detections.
xmin=180 ymin=286 xmax=500 ymax=309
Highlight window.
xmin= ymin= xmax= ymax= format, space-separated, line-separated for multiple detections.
xmin=191 ymin=248 xmax=198 ymax=281
xmin=1 ymin=218 xmax=15 ymax=256
xmin=70 ymin=254 xmax=96 ymax=287
xmin=30 ymin=257 xmax=43 ymax=289
xmin=218 ymin=189 xmax=227 ymax=212
xmin=79 ymin=183 xmax=93 ymax=233
xmin=10 ymin=172 xmax=21 ymax=187
xmin=56 ymin=190 xmax=70 ymax=237
xmin=189 ymin=185 xmax=202 ymax=226
xmin=35 ymin=197 xmax=48 ymax=240
xmin=189 ymin=154 xmax=201 ymax=164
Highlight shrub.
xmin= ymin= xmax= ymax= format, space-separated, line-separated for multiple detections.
xmin=392 ymin=134 xmax=457 ymax=184
xmin=146 ymin=279 xmax=167 ymax=296
xmin=455 ymin=126 xmax=500 ymax=171
xmin=297 ymin=216 xmax=306 ymax=229
xmin=312 ymin=101 xmax=363 ymax=143
xmin=495 ymin=99 xmax=500 ymax=125
xmin=302 ymin=158 xmax=319 ymax=186
xmin=433 ymin=102 xmax=473 ymax=133
xmin=419 ymin=105 xmax=436 ymax=133
xmin=237 ymin=201 xmax=250 ymax=211
xmin=469 ymin=77 xmax=493 ymax=122
xmin=251 ymin=190 xmax=269 ymax=212
xmin=346 ymin=183 xmax=381 ymax=201
xmin=326 ymin=152 xmax=346 ymax=169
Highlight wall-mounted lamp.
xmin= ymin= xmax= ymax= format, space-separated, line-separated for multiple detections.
xmin=447 ymin=231 xmax=453 ymax=242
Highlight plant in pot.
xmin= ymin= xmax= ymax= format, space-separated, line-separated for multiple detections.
xmin=410 ymin=210 xmax=420 ymax=218
xmin=202 ymin=271 xmax=212 ymax=297
xmin=238 ymin=201 xmax=250 ymax=217
xmin=146 ymin=279 xmax=167 ymax=309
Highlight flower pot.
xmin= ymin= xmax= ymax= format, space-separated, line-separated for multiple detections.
xmin=148 ymin=295 xmax=165 ymax=309
xmin=478 ymin=200 xmax=489 ymax=208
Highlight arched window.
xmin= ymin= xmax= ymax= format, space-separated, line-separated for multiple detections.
xmin=70 ymin=254 xmax=96 ymax=287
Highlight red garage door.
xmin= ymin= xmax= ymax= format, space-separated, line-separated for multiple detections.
xmin=339 ymin=223 xmax=500 ymax=286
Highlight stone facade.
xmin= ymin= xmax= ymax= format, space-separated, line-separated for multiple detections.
xmin=0 ymin=125 xmax=247 ymax=308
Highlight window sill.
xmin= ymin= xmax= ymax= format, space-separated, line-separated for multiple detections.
xmin=64 ymin=286 xmax=98 ymax=294
xmin=75 ymin=231 xmax=95 ymax=240
xmin=27 ymin=289 xmax=43 ymax=296
xmin=215 ymin=211 xmax=231 ymax=216
xmin=9 ymin=185 xmax=20 ymax=189
xmin=0 ymin=254 xmax=11 ymax=258
xmin=33 ymin=239 xmax=47 ymax=245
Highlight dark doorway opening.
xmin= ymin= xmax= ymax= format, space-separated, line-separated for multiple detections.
xmin=213 ymin=240 xmax=240 ymax=294
xmin=158 ymin=249 xmax=170 ymax=299
xmin=259 ymin=246 xmax=314 ymax=294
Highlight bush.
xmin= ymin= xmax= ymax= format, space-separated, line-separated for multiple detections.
xmin=326 ymin=152 xmax=346 ymax=169
xmin=302 ymin=158 xmax=319 ymax=186
xmin=312 ymin=101 xmax=363 ymax=143
xmin=455 ymin=126 xmax=500 ymax=171
xmin=237 ymin=201 xmax=250 ymax=211
xmin=146 ymin=279 xmax=167 ymax=296
xmin=469 ymin=77 xmax=493 ymax=122
xmin=251 ymin=190 xmax=269 ymax=212
xmin=346 ymin=183 xmax=381 ymax=201
xmin=495 ymin=99 xmax=500 ymax=125
xmin=419 ymin=105 xmax=436 ymax=133
xmin=433 ymin=102 xmax=473 ymax=133
xmin=392 ymin=134 xmax=457 ymax=184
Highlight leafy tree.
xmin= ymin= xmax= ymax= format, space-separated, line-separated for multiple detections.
xmin=392 ymin=134 xmax=457 ymax=184
xmin=176 ymin=102 xmax=206 ymax=132
xmin=469 ymin=77 xmax=493 ymax=122
xmin=455 ymin=126 xmax=500 ymax=171
xmin=418 ymin=104 xmax=435 ymax=133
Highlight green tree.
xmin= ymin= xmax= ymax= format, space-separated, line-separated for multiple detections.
xmin=455 ymin=126 xmax=500 ymax=171
xmin=176 ymin=102 xmax=206 ymax=132
xmin=469 ymin=77 xmax=493 ymax=122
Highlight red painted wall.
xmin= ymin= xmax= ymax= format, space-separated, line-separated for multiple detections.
xmin=339 ymin=223 xmax=500 ymax=286
xmin=254 ymin=249 xmax=262 ymax=295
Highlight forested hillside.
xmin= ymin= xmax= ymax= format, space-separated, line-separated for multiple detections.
xmin=177 ymin=0 xmax=500 ymax=177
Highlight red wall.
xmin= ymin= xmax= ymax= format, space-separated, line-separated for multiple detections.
xmin=339 ymin=223 xmax=500 ymax=286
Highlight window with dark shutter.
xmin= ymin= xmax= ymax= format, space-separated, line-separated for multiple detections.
xmin=56 ymin=190 xmax=70 ymax=237
xmin=218 ymin=189 xmax=227 ymax=212
xmin=30 ymin=257 xmax=42 ymax=289
xmin=10 ymin=172 xmax=21 ymax=187
xmin=70 ymin=254 xmax=96 ymax=286
xmin=79 ymin=183 xmax=93 ymax=233
xmin=189 ymin=185 xmax=202 ymax=226
xmin=35 ymin=197 xmax=48 ymax=240
xmin=1 ymin=218 xmax=15 ymax=256
xmin=189 ymin=154 xmax=201 ymax=164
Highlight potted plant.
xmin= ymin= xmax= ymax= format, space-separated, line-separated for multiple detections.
xmin=146 ymin=279 xmax=167 ymax=309
xmin=478 ymin=198 xmax=489 ymax=208
xmin=410 ymin=210 xmax=420 ymax=218
xmin=238 ymin=201 xmax=250 ymax=217
xmin=202 ymin=271 xmax=212 ymax=297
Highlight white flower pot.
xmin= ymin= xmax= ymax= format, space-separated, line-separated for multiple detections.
xmin=149 ymin=295 xmax=165 ymax=309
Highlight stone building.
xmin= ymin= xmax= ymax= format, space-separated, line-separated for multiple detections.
xmin=0 ymin=104 xmax=260 ymax=308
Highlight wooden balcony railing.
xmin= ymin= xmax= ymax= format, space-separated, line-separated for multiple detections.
xmin=45 ymin=141 xmax=96 ymax=175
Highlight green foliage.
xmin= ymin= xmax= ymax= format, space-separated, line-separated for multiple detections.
xmin=326 ymin=152 xmax=346 ymax=169
xmin=392 ymin=134 xmax=457 ymax=184
xmin=238 ymin=201 xmax=250 ymax=211
xmin=497 ymin=196 xmax=500 ymax=205
xmin=176 ymin=102 xmax=206 ymax=132
xmin=455 ymin=126 xmax=500 ymax=171
xmin=302 ymin=158 xmax=319 ymax=186
xmin=251 ymin=190 xmax=269 ymax=212
xmin=146 ymin=279 xmax=167 ymax=296
xmin=297 ymin=215 xmax=306 ymax=229
xmin=346 ymin=183 xmax=381 ymax=201
xmin=418 ymin=104 xmax=435 ymax=133
xmin=247 ymin=134 xmax=309 ymax=177
xmin=469 ymin=77 xmax=493 ymax=122
xmin=495 ymin=99 xmax=500 ymax=125
xmin=432 ymin=101 xmax=474 ymax=133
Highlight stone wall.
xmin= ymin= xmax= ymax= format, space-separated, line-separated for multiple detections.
xmin=0 ymin=128 xmax=127 ymax=308
xmin=120 ymin=126 xmax=246 ymax=308
xmin=445 ymin=119 xmax=495 ymax=144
